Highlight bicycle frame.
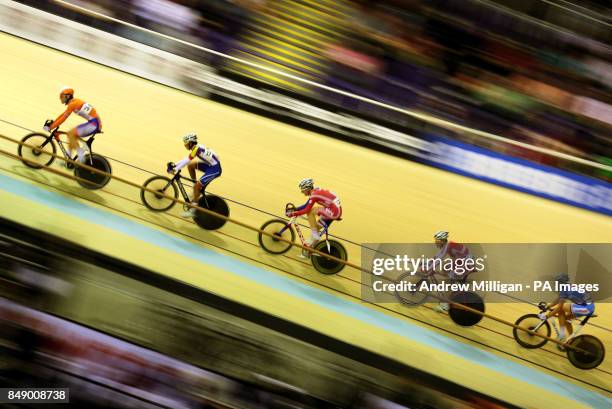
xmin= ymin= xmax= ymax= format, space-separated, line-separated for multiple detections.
xmin=533 ymin=306 xmax=593 ymax=344
xmin=44 ymin=125 xmax=97 ymax=166
xmin=277 ymin=216 xmax=332 ymax=252
xmin=276 ymin=217 xmax=306 ymax=246
xmin=171 ymin=172 xmax=191 ymax=203
xmin=410 ymin=267 xmax=475 ymax=302
xmin=166 ymin=170 xmax=212 ymax=209
xmin=419 ymin=271 xmax=447 ymax=300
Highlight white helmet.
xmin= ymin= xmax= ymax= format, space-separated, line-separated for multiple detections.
xmin=434 ymin=230 xmax=449 ymax=240
xmin=182 ymin=133 xmax=197 ymax=145
xmin=299 ymin=178 xmax=314 ymax=191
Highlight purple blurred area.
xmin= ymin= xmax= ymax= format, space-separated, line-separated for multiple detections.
xmin=39 ymin=0 xmax=611 ymax=180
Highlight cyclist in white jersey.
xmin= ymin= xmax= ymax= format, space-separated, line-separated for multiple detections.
xmin=168 ymin=133 xmax=222 ymax=218
xmin=432 ymin=231 xmax=474 ymax=313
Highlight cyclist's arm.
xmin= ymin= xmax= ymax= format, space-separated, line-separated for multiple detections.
xmin=174 ymin=146 xmax=199 ymax=171
xmin=288 ymin=198 xmax=314 ymax=217
xmin=545 ymin=297 xmax=564 ymax=317
xmin=174 ymin=157 xmax=192 ymax=172
xmin=49 ymin=105 xmax=73 ymax=130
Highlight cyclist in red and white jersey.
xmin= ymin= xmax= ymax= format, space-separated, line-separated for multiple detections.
xmin=286 ymin=178 xmax=342 ymax=252
xmin=434 ymin=231 xmax=472 ymax=266
xmin=432 ymin=230 xmax=474 ymax=312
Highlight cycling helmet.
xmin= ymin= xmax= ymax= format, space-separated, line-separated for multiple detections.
xmin=299 ymin=178 xmax=314 ymax=191
xmin=182 ymin=133 xmax=198 ymax=145
xmin=59 ymin=87 xmax=74 ymax=104
xmin=434 ymin=230 xmax=449 ymax=240
xmin=554 ymin=273 xmax=570 ymax=284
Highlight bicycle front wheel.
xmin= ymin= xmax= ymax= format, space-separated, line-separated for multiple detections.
xmin=513 ymin=314 xmax=550 ymax=349
xmin=141 ymin=176 xmax=178 ymax=211
xmin=258 ymin=220 xmax=294 ymax=254
xmin=18 ymin=133 xmax=56 ymax=169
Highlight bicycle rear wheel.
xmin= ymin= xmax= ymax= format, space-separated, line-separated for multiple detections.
xmin=448 ymin=291 xmax=485 ymax=326
xmin=141 ymin=176 xmax=178 ymax=211
xmin=194 ymin=194 xmax=229 ymax=230
xmin=311 ymin=239 xmax=347 ymax=275
xmin=513 ymin=314 xmax=550 ymax=349
xmin=75 ymin=154 xmax=111 ymax=189
xmin=18 ymin=133 xmax=56 ymax=169
xmin=566 ymin=335 xmax=605 ymax=370
xmin=258 ymin=220 xmax=294 ymax=254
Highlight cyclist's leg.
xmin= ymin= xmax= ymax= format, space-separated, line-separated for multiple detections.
xmin=187 ymin=161 xmax=197 ymax=181
xmin=306 ymin=206 xmax=319 ymax=228
xmin=64 ymin=128 xmax=79 ymax=161
xmin=553 ymin=302 xmax=571 ymax=343
xmin=182 ymin=162 xmax=219 ymax=217
xmin=318 ymin=217 xmax=333 ymax=233
xmin=317 ymin=206 xmax=340 ymax=229
xmin=310 ymin=206 xmax=337 ymax=244
xmin=188 ymin=162 xmax=207 ymax=203
xmin=569 ymin=303 xmax=595 ymax=337
xmin=561 ymin=303 xmax=575 ymax=336
xmin=433 ymin=271 xmax=460 ymax=312
xmin=305 ymin=206 xmax=322 ymax=244
xmin=194 ymin=163 xmax=221 ymax=203
xmin=73 ymin=119 xmax=100 ymax=162
xmin=434 ymin=280 xmax=450 ymax=312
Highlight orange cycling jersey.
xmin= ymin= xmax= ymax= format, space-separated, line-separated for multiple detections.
xmin=50 ymin=98 xmax=102 ymax=130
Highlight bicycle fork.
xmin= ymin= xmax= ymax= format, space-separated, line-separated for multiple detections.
xmin=57 ymin=140 xmax=71 ymax=162
xmin=548 ymin=317 xmax=587 ymax=344
xmin=558 ymin=314 xmax=592 ymax=343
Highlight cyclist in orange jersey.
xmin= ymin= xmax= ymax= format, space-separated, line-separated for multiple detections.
xmin=44 ymin=87 xmax=102 ymax=165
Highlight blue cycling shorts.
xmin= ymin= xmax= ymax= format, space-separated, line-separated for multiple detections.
xmin=196 ymin=162 xmax=221 ymax=187
xmin=571 ymin=302 xmax=595 ymax=317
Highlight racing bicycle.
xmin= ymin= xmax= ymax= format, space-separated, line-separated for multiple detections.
xmin=18 ymin=119 xmax=111 ymax=189
xmin=513 ymin=301 xmax=604 ymax=369
xmin=140 ymin=162 xmax=229 ymax=230
xmin=394 ymin=268 xmax=485 ymax=326
xmin=258 ymin=203 xmax=347 ymax=275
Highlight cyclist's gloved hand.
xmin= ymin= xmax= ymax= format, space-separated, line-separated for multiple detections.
xmin=166 ymin=162 xmax=176 ymax=174
xmin=43 ymin=119 xmax=53 ymax=132
xmin=285 ymin=210 xmax=295 ymax=217
xmin=538 ymin=312 xmax=548 ymax=320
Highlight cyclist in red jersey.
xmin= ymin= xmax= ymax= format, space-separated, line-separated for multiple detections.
xmin=432 ymin=230 xmax=474 ymax=312
xmin=286 ymin=178 xmax=342 ymax=253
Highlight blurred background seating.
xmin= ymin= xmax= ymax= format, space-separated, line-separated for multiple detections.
xmin=28 ymin=0 xmax=611 ymax=179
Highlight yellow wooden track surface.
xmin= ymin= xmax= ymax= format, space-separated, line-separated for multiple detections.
xmin=0 ymin=33 xmax=610 ymax=407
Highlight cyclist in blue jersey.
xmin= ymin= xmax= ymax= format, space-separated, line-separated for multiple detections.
xmin=540 ymin=273 xmax=595 ymax=345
